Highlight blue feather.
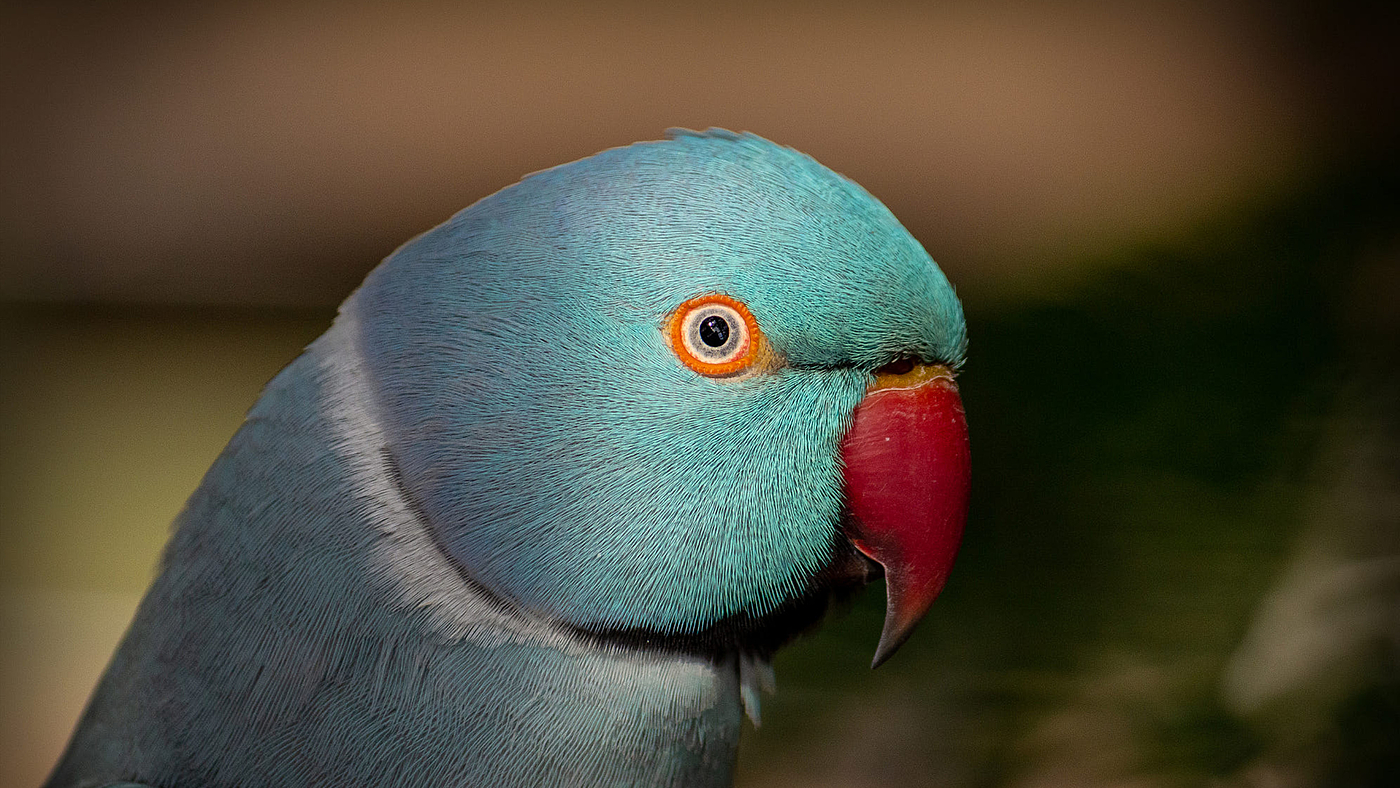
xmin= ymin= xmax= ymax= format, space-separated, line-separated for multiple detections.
xmin=360 ymin=129 xmax=964 ymax=632
xmin=45 ymin=130 xmax=965 ymax=788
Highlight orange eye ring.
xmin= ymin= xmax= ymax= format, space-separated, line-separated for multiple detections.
xmin=666 ymin=293 xmax=766 ymax=377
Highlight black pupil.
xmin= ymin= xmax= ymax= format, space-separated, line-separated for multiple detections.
xmin=698 ymin=315 xmax=730 ymax=347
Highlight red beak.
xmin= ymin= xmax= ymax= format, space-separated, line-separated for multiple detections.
xmin=840 ymin=364 xmax=971 ymax=667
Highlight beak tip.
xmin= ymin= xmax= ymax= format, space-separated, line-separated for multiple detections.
xmin=868 ymin=604 xmax=919 ymax=669
xmin=868 ymin=575 xmax=943 ymax=668
xmin=869 ymin=643 xmax=897 ymax=670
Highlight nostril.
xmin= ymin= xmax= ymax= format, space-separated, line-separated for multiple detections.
xmin=876 ymin=358 xmax=915 ymax=376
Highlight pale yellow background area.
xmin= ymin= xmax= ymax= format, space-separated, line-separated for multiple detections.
xmin=0 ymin=311 xmax=328 ymax=786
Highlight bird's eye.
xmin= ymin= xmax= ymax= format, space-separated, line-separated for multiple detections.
xmin=667 ymin=293 xmax=765 ymax=377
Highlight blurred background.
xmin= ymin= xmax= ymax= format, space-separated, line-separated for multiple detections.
xmin=2 ymin=1 xmax=1396 ymax=785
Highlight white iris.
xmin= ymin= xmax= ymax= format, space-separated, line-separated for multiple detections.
xmin=681 ymin=303 xmax=748 ymax=364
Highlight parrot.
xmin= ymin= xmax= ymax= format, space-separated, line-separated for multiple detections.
xmin=44 ymin=129 xmax=970 ymax=788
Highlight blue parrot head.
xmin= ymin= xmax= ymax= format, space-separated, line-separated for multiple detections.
xmin=357 ymin=129 xmax=967 ymax=659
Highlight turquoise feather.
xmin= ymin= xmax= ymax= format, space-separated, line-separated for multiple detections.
xmin=45 ymin=130 xmax=966 ymax=788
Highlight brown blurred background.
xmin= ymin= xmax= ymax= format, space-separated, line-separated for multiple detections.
xmin=2 ymin=1 xmax=1397 ymax=786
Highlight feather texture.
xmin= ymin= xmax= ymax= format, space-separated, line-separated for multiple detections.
xmin=45 ymin=130 xmax=966 ymax=788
